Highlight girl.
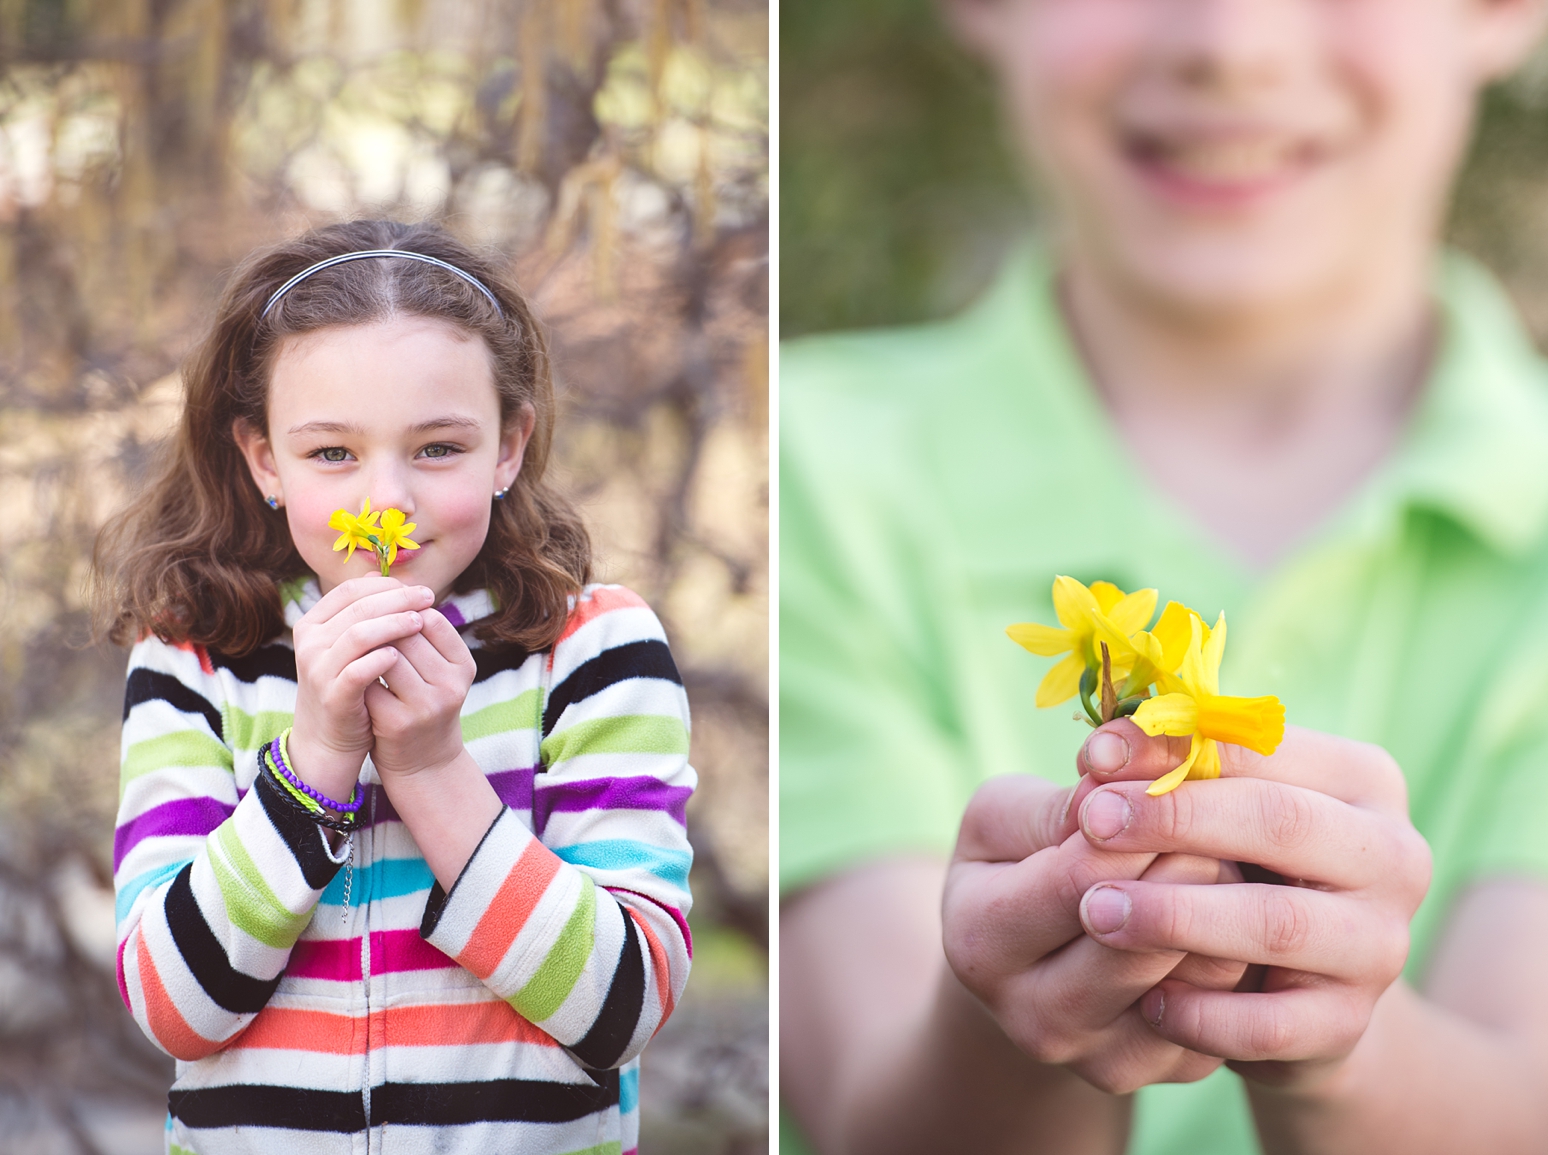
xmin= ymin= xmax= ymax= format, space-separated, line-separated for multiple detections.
xmin=98 ymin=219 xmax=693 ymax=1154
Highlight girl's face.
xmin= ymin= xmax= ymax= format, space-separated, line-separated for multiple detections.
xmin=236 ymin=317 xmax=533 ymax=603
xmin=948 ymin=0 xmax=1544 ymax=320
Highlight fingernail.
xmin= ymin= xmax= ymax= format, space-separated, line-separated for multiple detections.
xmin=1083 ymin=730 xmax=1130 ymax=775
xmin=1082 ymin=789 xmax=1132 ymax=841
xmin=408 ymin=612 xmax=421 ymax=628
xmin=1059 ymin=786 xmax=1076 ymax=827
xmin=1083 ymin=885 xmax=1131 ymax=935
xmin=1142 ymin=988 xmax=1165 ymax=1028
xmin=418 ymin=587 xmax=434 ymax=599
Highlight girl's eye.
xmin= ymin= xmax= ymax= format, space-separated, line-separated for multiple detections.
xmin=419 ymin=443 xmax=460 ymax=459
xmin=315 ymin=447 xmax=351 ymax=463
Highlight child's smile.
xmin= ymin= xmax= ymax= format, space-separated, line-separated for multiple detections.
xmin=236 ymin=315 xmax=531 ymax=603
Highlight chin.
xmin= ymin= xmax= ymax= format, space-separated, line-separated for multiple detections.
xmin=1106 ymin=229 xmax=1359 ymax=323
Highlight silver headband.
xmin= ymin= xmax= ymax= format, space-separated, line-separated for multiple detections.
xmin=259 ymin=249 xmax=504 ymax=321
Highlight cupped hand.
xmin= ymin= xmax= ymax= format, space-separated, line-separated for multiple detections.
xmin=941 ymin=729 xmax=1247 ymax=1095
xmin=1070 ymin=725 xmax=1432 ymax=1089
xmin=288 ymin=575 xmax=435 ymax=800
xmin=363 ymin=605 xmax=476 ymax=778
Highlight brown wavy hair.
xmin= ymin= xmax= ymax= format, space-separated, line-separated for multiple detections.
xmin=94 ymin=219 xmax=591 ymax=657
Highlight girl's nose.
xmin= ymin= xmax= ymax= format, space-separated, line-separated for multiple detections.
xmin=361 ymin=465 xmax=414 ymax=518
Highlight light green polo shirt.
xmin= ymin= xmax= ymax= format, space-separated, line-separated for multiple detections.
xmin=780 ymin=250 xmax=1548 ymax=1155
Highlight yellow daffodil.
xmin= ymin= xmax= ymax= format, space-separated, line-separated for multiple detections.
xmin=375 ymin=507 xmax=420 ymax=566
xmin=1006 ymin=577 xmax=1157 ymax=708
xmin=1130 ymin=611 xmax=1285 ymax=796
xmin=329 ymin=500 xmax=382 ymax=562
xmin=1117 ymin=599 xmax=1194 ymax=698
xmin=327 ymin=500 xmax=420 ymax=576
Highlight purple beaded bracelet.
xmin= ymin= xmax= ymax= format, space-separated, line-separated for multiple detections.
xmin=270 ymin=732 xmax=364 ymax=813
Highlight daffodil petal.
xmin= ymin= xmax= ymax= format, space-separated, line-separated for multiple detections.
xmin=1131 ymin=692 xmax=1199 ymax=737
xmin=396 ymin=537 xmax=420 ymax=551
xmin=1035 ymin=652 xmax=1086 ymax=708
xmin=1007 ymin=622 xmax=1075 ymax=657
xmin=1089 ymin=581 xmax=1124 ymax=613
xmin=1150 ymin=602 xmax=1194 ymax=673
xmin=1147 ymin=735 xmax=1203 ymax=796
xmin=1199 ymin=612 xmax=1227 ymax=696
xmin=1107 ymin=588 xmax=1158 ymax=636
xmin=1196 ymin=694 xmax=1284 ymax=755
xmin=1178 ymin=613 xmax=1210 ymax=696
xmin=1052 ymin=575 xmax=1100 ymax=630
xmin=1188 ymin=737 xmax=1221 ymax=781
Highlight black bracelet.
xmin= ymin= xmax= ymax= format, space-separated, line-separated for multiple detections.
xmin=258 ymin=746 xmax=361 ymax=832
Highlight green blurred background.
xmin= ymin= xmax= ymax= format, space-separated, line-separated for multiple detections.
xmin=781 ymin=0 xmax=1548 ymax=341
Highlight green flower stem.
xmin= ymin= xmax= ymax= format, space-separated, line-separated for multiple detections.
xmin=1078 ymin=666 xmax=1102 ymax=728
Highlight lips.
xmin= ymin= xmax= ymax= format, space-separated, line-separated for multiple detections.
xmin=1121 ymin=126 xmax=1331 ymax=207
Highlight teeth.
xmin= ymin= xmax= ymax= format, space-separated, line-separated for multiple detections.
xmin=1151 ymin=140 xmax=1298 ymax=182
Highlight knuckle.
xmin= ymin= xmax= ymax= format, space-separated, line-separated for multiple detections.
xmin=1152 ymin=790 xmax=1192 ymax=845
xmin=1247 ymin=1004 xmax=1297 ymax=1058
xmin=1262 ymin=786 xmax=1317 ymax=852
xmin=1372 ymin=918 xmax=1411 ymax=979
xmin=1261 ymin=891 xmax=1314 ymax=959
xmin=1398 ymin=832 xmax=1433 ymax=896
xmin=1076 ymin=1059 xmax=1145 ymax=1097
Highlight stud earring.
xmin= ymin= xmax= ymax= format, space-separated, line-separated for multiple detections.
xmin=266 ymin=495 xmax=280 ymax=510
xmin=494 ymin=486 xmax=510 ymax=500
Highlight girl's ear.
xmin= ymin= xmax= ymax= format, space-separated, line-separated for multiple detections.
xmin=231 ymin=418 xmax=282 ymax=503
xmin=494 ymin=403 xmax=537 ymax=494
xmin=1464 ymin=0 xmax=1548 ymax=82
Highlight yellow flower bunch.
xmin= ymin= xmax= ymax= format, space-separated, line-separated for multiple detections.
xmin=1007 ymin=577 xmax=1284 ymax=795
xmin=328 ymin=499 xmax=420 ymax=576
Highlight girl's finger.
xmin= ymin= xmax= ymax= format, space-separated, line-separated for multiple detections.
xmin=323 ymin=612 xmax=426 ymax=680
xmin=1164 ymin=952 xmax=1250 ymax=991
xmin=336 ymin=645 xmax=401 ymax=695
xmin=1078 ymin=778 xmax=1422 ymax=891
xmin=1107 ymin=726 xmax=1409 ymax=816
xmin=416 ymin=607 xmax=473 ymax=667
xmin=1002 ymin=854 xmax=1226 ymax=1034
xmin=954 ymin=774 xmax=1079 ymax=864
xmin=1061 ymin=1006 xmax=1218 ymax=1095
xmin=1215 ymin=727 xmax=1409 ymax=815
xmin=1079 ymin=881 xmax=1405 ymax=979
xmin=1021 ymin=931 xmax=1190 ymax=1034
xmin=1079 ymin=720 xmax=1192 ymax=784
xmin=313 ymin=586 xmax=436 ymax=645
xmin=947 ymin=834 xmax=1159 ymax=969
xmin=376 ymin=642 xmax=432 ymax=701
xmin=1140 ymin=981 xmax=1371 ymax=1065
xmin=306 ymin=575 xmax=411 ymax=624
xmin=390 ymin=629 xmax=459 ymax=687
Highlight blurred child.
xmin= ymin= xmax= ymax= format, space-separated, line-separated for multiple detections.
xmin=781 ymin=1 xmax=1548 ymax=1152
xmin=99 ymin=219 xmax=693 ymax=1153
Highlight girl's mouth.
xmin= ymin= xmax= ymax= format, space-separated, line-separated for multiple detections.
xmin=1121 ymin=129 xmax=1329 ymax=209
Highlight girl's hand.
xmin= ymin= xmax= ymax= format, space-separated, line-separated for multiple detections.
xmin=1070 ymin=725 xmax=1432 ymax=1090
xmin=363 ymin=606 xmax=477 ymax=778
xmin=288 ymin=575 xmax=435 ymax=800
xmin=941 ymin=731 xmax=1247 ymax=1096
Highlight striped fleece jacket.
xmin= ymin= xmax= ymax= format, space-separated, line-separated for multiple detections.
xmin=112 ymin=582 xmax=694 ymax=1155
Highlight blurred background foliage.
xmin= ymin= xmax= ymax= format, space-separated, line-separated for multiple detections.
xmin=781 ymin=0 xmax=1548 ymax=341
xmin=0 ymin=0 xmax=766 ymax=1151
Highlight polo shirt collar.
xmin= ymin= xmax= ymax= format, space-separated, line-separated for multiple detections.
xmin=1373 ymin=253 xmax=1548 ymax=556
xmin=991 ymin=248 xmax=1548 ymax=561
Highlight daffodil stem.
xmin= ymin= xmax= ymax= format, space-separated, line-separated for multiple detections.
xmin=1078 ymin=667 xmax=1102 ymax=728
xmin=367 ymin=534 xmax=390 ymax=576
